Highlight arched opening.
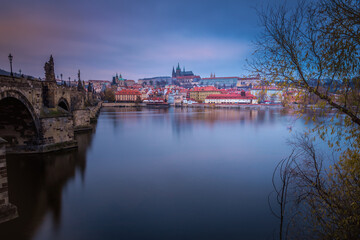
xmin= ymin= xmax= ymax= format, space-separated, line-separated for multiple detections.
xmin=58 ymin=99 xmax=69 ymax=112
xmin=0 ymin=97 xmax=39 ymax=151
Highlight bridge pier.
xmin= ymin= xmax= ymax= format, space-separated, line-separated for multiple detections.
xmin=0 ymin=138 xmax=18 ymax=224
xmin=73 ymin=109 xmax=92 ymax=131
xmin=38 ymin=115 xmax=77 ymax=153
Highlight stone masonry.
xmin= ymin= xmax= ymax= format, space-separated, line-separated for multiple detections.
xmin=0 ymin=68 xmax=101 ymax=153
xmin=0 ymin=138 xmax=18 ymax=224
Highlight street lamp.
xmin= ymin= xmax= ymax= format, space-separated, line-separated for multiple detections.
xmin=8 ymin=54 xmax=13 ymax=76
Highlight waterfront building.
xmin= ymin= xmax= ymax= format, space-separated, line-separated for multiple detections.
xmin=250 ymin=86 xmax=283 ymax=103
xmin=205 ymin=92 xmax=258 ymax=104
xmin=174 ymin=95 xmax=184 ymax=105
xmin=236 ymin=75 xmax=261 ymax=86
xmin=115 ymin=89 xmax=141 ymax=102
xmin=88 ymin=80 xmax=110 ymax=93
xmin=199 ymin=77 xmax=238 ymax=88
xmin=198 ymin=75 xmax=261 ymax=89
xmin=189 ymin=86 xmax=222 ymax=103
xmin=183 ymin=98 xmax=197 ymax=105
xmin=142 ymin=97 xmax=165 ymax=103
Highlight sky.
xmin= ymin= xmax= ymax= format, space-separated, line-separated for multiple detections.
xmin=0 ymin=0 xmax=288 ymax=81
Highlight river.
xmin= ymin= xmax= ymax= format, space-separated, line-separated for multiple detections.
xmin=0 ymin=107 xmax=309 ymax=240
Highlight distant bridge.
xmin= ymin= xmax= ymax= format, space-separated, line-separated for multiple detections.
xmin=0 ymin=75 xmax=101 ymax=154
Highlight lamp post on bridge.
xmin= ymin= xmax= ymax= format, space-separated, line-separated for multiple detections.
xmin=8 ymin=54 xmax=13 ymax=77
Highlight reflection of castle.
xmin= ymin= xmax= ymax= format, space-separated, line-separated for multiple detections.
xmin=172 ymin=63 xmax=194 ymax=78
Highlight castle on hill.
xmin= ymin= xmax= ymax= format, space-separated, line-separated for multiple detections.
xmin=172 ymin=63 xmax=194 ymax=78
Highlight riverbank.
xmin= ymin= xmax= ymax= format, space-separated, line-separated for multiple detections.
xmin=102 ymin=102 xmax=284 ymax=109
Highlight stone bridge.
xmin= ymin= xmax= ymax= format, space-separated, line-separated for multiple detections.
xmin=0 ymin=71 xmax=101 ymax=154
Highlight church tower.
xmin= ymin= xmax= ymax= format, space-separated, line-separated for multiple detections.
xmin=176 ymin=63 xmax=181 ymax=77
xmin=172 ymin=67 xmax=176 ymax=78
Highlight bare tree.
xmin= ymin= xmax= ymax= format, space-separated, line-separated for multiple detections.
xmin=269 ymin=151 xmax=297 ymax=240
xmin=252 ymin=2 xmax=360 ymax=237
xmin=251 ymin=0 xmax=360 ymax=126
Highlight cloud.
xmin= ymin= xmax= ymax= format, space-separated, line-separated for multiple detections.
xmin=0 ymin=1 xmax=255 ymax=80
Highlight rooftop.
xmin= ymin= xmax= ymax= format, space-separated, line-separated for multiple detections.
xmin=115 ymin=89 xmax=141 ymax=95
xmin=190 ymin=86 xmax=220 ymax=92
xmin=206 ymin=93 xmax=256 ymax=100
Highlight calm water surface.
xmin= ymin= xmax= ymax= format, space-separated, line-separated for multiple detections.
xmin=1 ymin=107 xmax=308 ymax=240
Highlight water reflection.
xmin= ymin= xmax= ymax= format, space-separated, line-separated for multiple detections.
xmin=0 ymin=108 xmax=311 ymax=240
xmin=101 ymin=107 xmax=296 ymax=138
xmin=0 ymin=130 xmax=95 ymax=240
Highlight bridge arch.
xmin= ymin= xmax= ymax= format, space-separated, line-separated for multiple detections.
xmin=0 ymin=90 xmax=41 ymax=149
xmin=58 ymin=97 xmax=70 ymax=112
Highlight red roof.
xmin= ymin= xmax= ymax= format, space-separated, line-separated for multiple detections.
xmin=190 ymin=86 xmax=220 ymax=92
xmin=115 ymin=89 xmax=141 ymax=95
xmin=252 ymin=86 xmax=280 ymax=90
xmin=206 ymin=93 xmax=256 ymax=100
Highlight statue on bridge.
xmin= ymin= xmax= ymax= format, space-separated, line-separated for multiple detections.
xmin=44 ymin=55 xmax=56 ymax=82
xmin=77 ymin=69 xmax=85 ymax=91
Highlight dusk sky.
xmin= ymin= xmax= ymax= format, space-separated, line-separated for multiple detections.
xmin=0 ymin=0 xmax=291 ymax=81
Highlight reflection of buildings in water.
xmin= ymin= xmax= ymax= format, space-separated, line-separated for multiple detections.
xmin=170 ymin=108 xmax=194 ymax=137
xmin=172 ymin=108 xmax=277 ymax=125
xmin=170 ymin=108 xmax=292 ymax=137
xmin=102 ymin=107 xmax=170 ymax=130
xmin=171 ymin=108 xmax=265 ymax=137
xmin=0 ymin=130 xmax=95 ymax=240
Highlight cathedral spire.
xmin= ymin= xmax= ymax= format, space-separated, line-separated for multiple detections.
xmin=172 ymin=67 xmax=176 ymax=78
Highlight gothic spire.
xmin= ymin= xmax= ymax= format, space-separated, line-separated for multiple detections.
xmin=44 ymin=55 xmax=56 ymax=82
